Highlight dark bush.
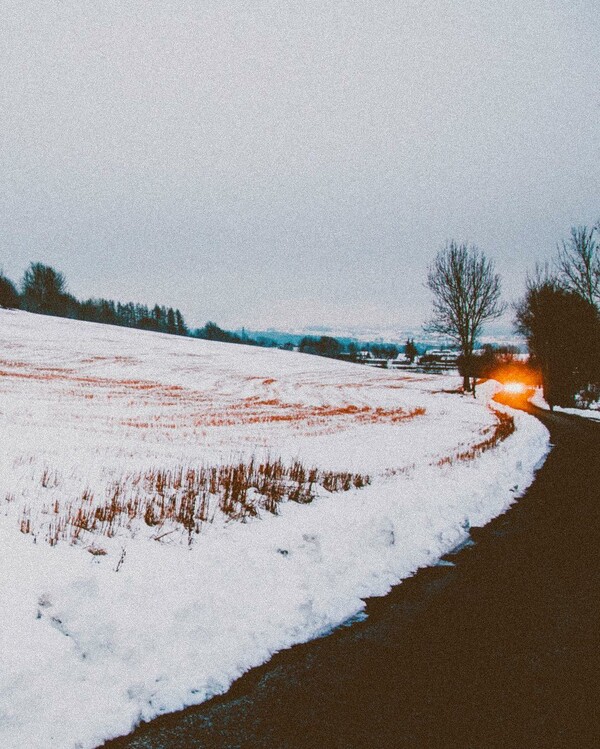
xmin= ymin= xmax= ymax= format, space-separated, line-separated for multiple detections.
xmin=0 ymin=273 xmax=20 ymax=309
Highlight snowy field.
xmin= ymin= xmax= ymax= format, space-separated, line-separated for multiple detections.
xmin=0 ymin=310 xmax=550 ymax=749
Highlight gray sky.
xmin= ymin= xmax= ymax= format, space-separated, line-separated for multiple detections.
xmin=1 ymin=0 xmax=599 ymax=331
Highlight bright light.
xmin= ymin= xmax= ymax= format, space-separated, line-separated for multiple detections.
xmin=503 ymin=382 xmax=527 ymax=394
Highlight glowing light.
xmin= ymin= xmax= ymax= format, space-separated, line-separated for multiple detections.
xmin=503 ymin=382 xmax=527 ymax=394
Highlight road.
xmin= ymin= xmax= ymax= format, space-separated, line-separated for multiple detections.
xmin=104 ymin=396 xmax=600 ymax=749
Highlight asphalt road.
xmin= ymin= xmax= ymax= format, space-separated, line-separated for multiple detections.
xmin=104 ymin=396 xmax=600 ymax=749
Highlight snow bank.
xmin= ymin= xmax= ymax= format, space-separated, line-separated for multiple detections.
xmin=530 ymin=388 xmax=600 ymax=421
xmin=0 ymin=311 xmax=550 ymax=748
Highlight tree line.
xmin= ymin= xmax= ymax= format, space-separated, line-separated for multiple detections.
xmin=297 ymin=336 xmax=413 ymax=361
xmin=427 ymin=220 xmax=600 ymax=408
xmin=0 ymin=265 xmax=414 ymax=358
xmin=0 ymin=262 xmax=189 ymax=336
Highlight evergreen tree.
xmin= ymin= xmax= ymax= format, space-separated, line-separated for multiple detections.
xmin=166 ymin=307 xmax=177 ymax=334
xmin=175 ymin=309 xmax=187 ymax=336
xmin=0 ymin=272 xmax=20 ymax=309
xmin=152 ymin=304 xmax=163 ymax=331
xmin=404 ymin=338 xmax=418 ymax=363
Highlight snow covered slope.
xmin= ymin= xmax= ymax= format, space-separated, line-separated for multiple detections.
xmin=0 ymin=310 xmax=549 ymax=749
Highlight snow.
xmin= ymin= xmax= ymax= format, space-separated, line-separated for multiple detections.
xmin=0 ymin=310 xmax=550 ymax=748
xmin=530 ymin=388 xmax=600 ymax=421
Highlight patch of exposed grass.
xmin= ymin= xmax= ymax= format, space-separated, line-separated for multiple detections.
xmin=434 ymin=408 xmax=515 ymax=467
xmin=18 ymin=458 xmax=371 ymax=548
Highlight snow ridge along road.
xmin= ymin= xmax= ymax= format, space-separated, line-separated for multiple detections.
xmin=0 ymin=311 xmax=549 ymax=749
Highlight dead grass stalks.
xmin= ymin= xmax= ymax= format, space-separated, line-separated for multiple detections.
xmin=19 ymin=458 xmax=371 ymax=547
xmin=434 ymin=408 xmax=515 ymax=467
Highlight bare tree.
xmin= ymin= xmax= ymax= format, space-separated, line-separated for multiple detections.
xmin=556 ymin=224 xmax=600 ymax=308
xmin=426 ymin=241 xmax=505 ymax=393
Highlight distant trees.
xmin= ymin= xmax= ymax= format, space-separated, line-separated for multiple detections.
xmin=175 ymin=309 xmax=187 ymax=336
xmin=515 ymin=272 xmax=600 ymax=408
xmin=0 ymin=272 xmax=20 ymax=309
xmin=193 ymin=323 xmax=287 ymax=348
xmin=427 ymin=242 xmax=505 ymax=392
xmin=195 ymin=321 xmax=245 ymax=344
xmin=298 ymin=337 xmax=318 ymax=355
xmin=79 ymin=298 xmax=118 ymax=325
xmin=298 ymin=335 xmax=343 ymax=358
xmin=368 ymin=343 xmax=400 ymax=359
xmin=78 ymin=298 xmax=188 ymax=335
xmin=318 ymin=336 xmax=342 ymax=358
xmin=5 ymin=261 xmax=189 ymax=337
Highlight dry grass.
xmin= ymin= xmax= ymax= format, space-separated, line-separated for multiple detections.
xmin=434 ymin=408 xmax=515 ymax=467
xmin=15 ymin=408 xmax=514 ymax=549
xmin=119 ymin=401 xmax=426 ymax=430
xmin=17 ymin=458 xmax=371 ymax=548
xmin=0 ymin=361 xmax=428 ymax=438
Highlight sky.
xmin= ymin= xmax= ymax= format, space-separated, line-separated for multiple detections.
xmin=1 ymin=0 xmax=599 ymax=332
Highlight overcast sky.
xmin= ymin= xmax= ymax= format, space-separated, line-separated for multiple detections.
xmin=1 ymin=0 xmax=599 ymax=332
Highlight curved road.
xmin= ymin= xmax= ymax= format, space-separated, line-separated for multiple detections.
xmin=104 ymin=397 xmax=600 ymax=749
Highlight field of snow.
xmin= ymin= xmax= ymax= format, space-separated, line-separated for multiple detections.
xmin=0 ymin=310 xmax=550 ymax=749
